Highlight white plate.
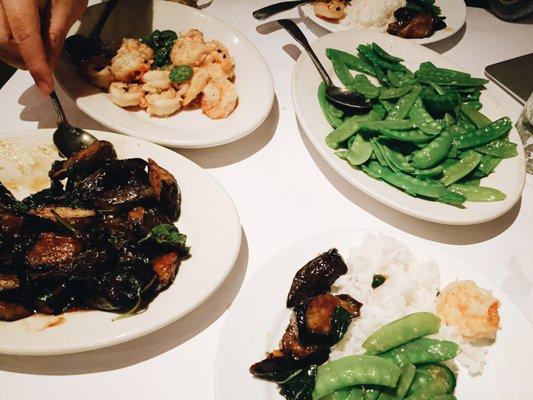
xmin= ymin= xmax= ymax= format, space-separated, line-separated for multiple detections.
xmin=0 ymin=130 xmax=241 ymax=355
xmin=292 ymin=30 xmax=526 ymax=225
xmin=55 ymin=0 xmax=274 ymax=149
xmin=301 ymin=0 xmax=466 ymax=45
xmin=215 ymin=228 xmax=533 ymax=399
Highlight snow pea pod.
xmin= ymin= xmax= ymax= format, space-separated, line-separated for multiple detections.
xmin=448 ymin=183 xmax=506 ymax=202
xmin=377 ymin=363 xmax=416 ymax=400
xmin=409 ymin=98 xmax=442 ymax=135
xmin=437 ymin=190 xmax=466 ymax=207
xmin=405 ymin=380 xmax=447 ymax=400
xmin=412 ymin=164 xmax=444 ymax=178
xmin=312 ymin=355 xmax=402 ymax=400
xmin=460 ymin=103 xmax=491 ymax=128
xmin=387 ymin=70 xmax=415 ymax=88
xmin=347 ymin=134 xmax=374 ymax=166
xmin=378 ymin=338 xmax=460 ymax=367
xmin=363 ymin=160 xmax=385 ymax=179
xmin=431 ymin=395 xmax=457 ymax=400
xmin=414 ymin=68 xmax=488 ymax=87
xmin=476 ymin=139 xmax=517 ymax=158
xmin=477 ymin=154 xmax=502 ymax=175
xmin=380 ymin=142 xmax=415 ymax=173
xmin=363 ymin=313 xmax=441 ymax=354
xmin=326 ymin=110 xmax=382 ymax=149
xmin=318 ymin=82 xmax=344 ymax=128
xmin=455 ymin=117 xmax=512 ymax=149
xmin=370 ymin=140 xmax=388 ymax=166
xmin=348 ymin=74 xmax=380 ymax=99
xmin=363 ymin=389 xmax=381 ymax=400
xmin=329 ymin=52 xmax=355 ymax=87
xmin=373 ymin=103 xmax=388 ymax=120
xmin=326 ymin=48 xmax=377 ymax=76
xmin=361 ymin=120 xmax=417 ymax=132
xmin=323 ymin=387 xmax=364 ymax=400
xmin=406 ymin=370 xmax=432 ymax=397
xmin=379 ymin=85 xmax=413 ymax=100
xmin=418 ymin=364 xmax=456 ymax=394
xmin=371 ymin=42 xmax=403 ymax=63
xmin=386 ymin=86 xmax=422 ymax=120
xmin=420 ymin=90 xmax=460 ymax=116
xmin=411 ymin=129 xmax=453 ymax=169
xmin=379 ymin=128 xmax=432 ymax=144
xmin=440 ymin=151 xmax=483 ymax=186
xmin=335 ymin=149 xmax=349 ymax=160
xmin=357 ymin=45 xmax=405 ymax=71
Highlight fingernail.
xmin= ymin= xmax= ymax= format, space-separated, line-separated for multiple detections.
xmin=36 ymin=80 xmax=53 ymax=95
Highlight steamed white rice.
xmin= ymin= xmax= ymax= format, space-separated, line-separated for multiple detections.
xmin=330 ymin=234 xmax=489 ymax=375
xmin=346 ymin=0 xmax=406 ymax=32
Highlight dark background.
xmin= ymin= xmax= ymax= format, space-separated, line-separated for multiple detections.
xmin=0 ymin=0 xmax=497 ymax=90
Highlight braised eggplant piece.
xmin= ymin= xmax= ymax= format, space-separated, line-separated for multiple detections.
xmin=281 ymin=315 xmax=329 ymax=360
xmin=0 ymin=139 xmax=188 ymax=321
xmin=286 ymin=248 xmax=348 ymax=308
xmin=148 ymin=158 xmax=181 ymax=220
xmin=49 ymin=140 xmax=117 ymax=181
xmin=295 ymin=294 xmax=362 ymax=345
xmin=250 ymin=350 xmax=329 ymax=383
xmin=388 ymin=2 xmax=447 ymax=39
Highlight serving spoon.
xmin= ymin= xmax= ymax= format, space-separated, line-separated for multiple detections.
xmin=64 ymin=0 xmax=118 ymax=63
xmin=49 ymin=91 xmax=97 ymax=157
xmin=253 ymin=0 xmax=310 ymax=20
xmin=277 ymin=19 xmax=371 ymax=111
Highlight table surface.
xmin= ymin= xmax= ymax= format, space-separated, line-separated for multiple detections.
xmin=1 ymin=2 xmax=532 ymax=399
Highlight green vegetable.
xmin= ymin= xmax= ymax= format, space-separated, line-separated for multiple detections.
xmin=372 ymin=274 xmax=387 ymax=289
xmin=361 ymin=120 xmax=417 ymax=132
xmin=326 ymin=48 xmax=377 ymax=76
xmin=347 ymin=134 xmax=374 ymax=166
xmin=312 ymin=355 xmax=402 ymax=400
xmin=409 ymin=98 xmax=442 ymax=135
xmin=379 ymin=85 xmax=413 ymax=100
xmin=326 ymin=111 xmax=382 ymax=149
xmin=377 ymin=363 xmax=416 ymax=400
xmin=371 ymin=43 xmax=403 ymax=63
xmin=477 ymin=154 xmax=502 ymax=175
xmin=437 ymin=190 xmax=466 ymax=207
xmin=348 ymin=74 xmax=380 ymax=99
xmin=380 ymin=142 xmax=415 ymax=173
xmin=357 ymin=45 xmax=405 ymax=72
xmin=386 ymin=86 xmax=422 ymax=120
xmin=411 ymin=129 xmax=453 ymax=169
xmin=460 ymin=103 xmax=491 ymax=128
xmin=169 ymin=65 xmax=193 ymax=83
xmin=379 ymin=129 xmax=431 ymax=144
xmin=414 ymin=67 xmax=489 ymax=87
xmin=324 ymin=387 xmax=365 ymax=400
xmin=420 ymin=90 xmax=460 ymax=116
xmin=412 ymin=164 xmax=444 ymax=178
xmin=319 ymin=82 xmax=344 ymax=128
xmin=378 ymin=338 xmax=460 ymax=366
xmin=328 ymin=52 xmax=356 ymax=87
xmin=141 ymin=224 xmax=190 ymax=254
xmin=418 ymin=364 xmax=456 ymax=393
xmin=279 ymin=364 xmax=318 ymax=400
xmin=448 ymin=183 xmax=506 ymax=201
xmin=140 ymin=29 xmax=177 ymax=67
xmin=431 ymin=395 xmax=457 ymax=400
xmin=406 ymin=370 xmax=433 ymax=396
xmin=363 ymin=312 xmax=441 ymax=354
xmin=454 ymin=117 xmax=512 ymax=149
xmin=440 ymin=151 xmax=483 ymax=186
xmin=387 ymin=70 xmax=416 ymax=88
xmin=476 ymin=139 xmax=517 ymax=158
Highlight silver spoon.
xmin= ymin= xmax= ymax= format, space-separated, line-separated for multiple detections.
xmin=50 ymin=91 xmax=97 ymax=158
xmin=64 ymin=0 xmax=118 ymax=63
xmin=277 ymin=19 xmax=371 ymax=111
xmin=253 ymin=0 xmax=310 ymax=20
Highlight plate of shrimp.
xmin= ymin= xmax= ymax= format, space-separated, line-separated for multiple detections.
xmin=55 ymin=0 xmax=274 ymax=149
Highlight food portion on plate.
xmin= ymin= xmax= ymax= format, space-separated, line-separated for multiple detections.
xmin=312 ymin=0 xmax=446 ymax=39
xmin=249 ymin=234 xmax=501 ymax=400
xmin=319 ymin=42 xmax=516 ymax=207
xmin=0 ymin=140 xmax=190 ymax=322
xmin=82 ymin=28 xmax=238 ymax=119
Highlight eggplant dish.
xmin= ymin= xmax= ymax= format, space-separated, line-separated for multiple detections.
xmin=0 ymin=140 xmax=189 ymax=322
xmin=388 ymin=0 xmax=447 ymax=39
xmin=250 ymin=249 xmax=362 ymax=400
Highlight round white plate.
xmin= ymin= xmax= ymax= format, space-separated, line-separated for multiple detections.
xmin=216 ymin=228 xmax=533 ymax=399
xmin=55 ymin=0 xmax=274 ymax=149
xmin=0 ymin=130 xmax=241 ymax=355
xmin=301 ymin=0 xmax=466 ymax=45
xmin=292 ymin=30 xmax=526 ymax=225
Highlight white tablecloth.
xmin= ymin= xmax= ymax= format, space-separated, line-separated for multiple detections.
xmin=0 ymin=2 xmax=532 ymax=399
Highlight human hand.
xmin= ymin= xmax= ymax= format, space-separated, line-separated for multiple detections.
xmin=0 ymin=0 xmax=88 ymax=95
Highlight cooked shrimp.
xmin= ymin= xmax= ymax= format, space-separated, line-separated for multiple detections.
xmin=436 ymin=280 xmax=500 ymax=341
xmin=82 ymin=56 xmax=115 ymax=90
xmin=110 ymin=38 xmax=153 ymax=82
xmin=200 ymin=78 xmax=238 ymax=119
xmin=314 ymin=0 xmax=348 ymax=22
xmin=202 ymin=40 xmax=235 ymax=79
xmin=145 ymin=88 xmax=182 ymax=117
xmin=109 ymin=82 xmax=145 ymax=108
xmin=142 ymin=70 xmax=171 ymax=93
xmin=170 ymin=29 xmax=208 ymax=67
xmin=182 ymin=67 xmax=210 ymax=106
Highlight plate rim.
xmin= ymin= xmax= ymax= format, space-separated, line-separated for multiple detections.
xmin=55 ymin=0 xmax=275 ymax=149
xmin=0 ymin=128 xmax=242 ymax=355
xmin=300 ymin=0 xmax=467 ymax=45
xmin=291 ymin=30 xmax=526 ymax=225
xmin=214 ymin=227 xmax=533 ymax=399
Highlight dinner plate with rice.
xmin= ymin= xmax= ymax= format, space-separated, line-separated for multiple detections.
xmin=301 ymin=0 xmax=467 ymax=45
xmin=216 ymin=229 xmax=533 ymax=399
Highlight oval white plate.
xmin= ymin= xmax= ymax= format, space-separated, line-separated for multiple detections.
xmin=292 ymin=30 xmax=525 ymax=225
xmin=0 ymin=130 xmax=241 ymax=355
xmin=216 ymin=228 xmax=533 ymax=399
xmin=55 ymin=0 xmax=274 ymax=149
xmin=301 ymin=0 xmax=466 ymax=45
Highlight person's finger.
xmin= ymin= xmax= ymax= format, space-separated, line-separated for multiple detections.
xmin=43 ymin=0 xmax=88 ymax=68
xmin=2 ymin=0 xmax=53 ymax=94
xmin=0 ymin=1 xmax=23 ymax=67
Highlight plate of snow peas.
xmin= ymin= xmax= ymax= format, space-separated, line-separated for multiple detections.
xmin=291 ymin=30 xmax=526 ymax=225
